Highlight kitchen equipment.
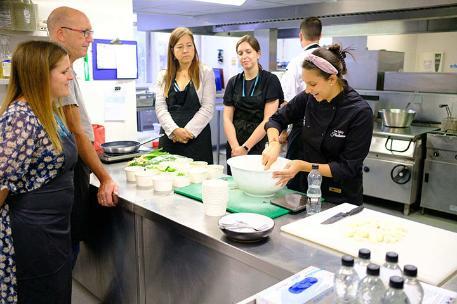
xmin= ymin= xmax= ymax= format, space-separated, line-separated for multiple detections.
xmin=281 ymin=203 xmax=457 ymax=286
xmin=226 ymin=155 xmax=290 ymax=197
xmin=218 ymin=213 xmax=274 ymax=242
xmin=270 ymin=193 xmax=308 ymax=213
xmin=439 ymin=104 xmax=457 ymax=133
xmin=379 ymin=109 xmax=416 ymax=128
xmin=101 ymin=134 xmax=163 ymax=154
xmin=384 ymin=72 xmax=457 ymax=94
xmin=320 ymin=205 xmax=364 ymax=224
xmin=137 ymin=107 xmax=157 ymax=132
xmin=420 ymin=132 xmax=457 ymax=215
xmin=174 ymin=176 xmax=291 ymax=219
xmin=363 ymin=122 xmax=438 ymax=215
xmin=100 ymin=150 xmax=146 ymax=164
xmin=344 ymin=50 xmax=404 ymax=90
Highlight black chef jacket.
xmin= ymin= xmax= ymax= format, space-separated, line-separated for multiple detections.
xmin=265 ymin=82 xmax=373 ymax=204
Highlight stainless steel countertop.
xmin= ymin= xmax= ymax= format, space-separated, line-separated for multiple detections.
xmin=373 ymin=121 xmax=439 ymax=140
xmin=91 ymin=162 xmax=457 ymax=291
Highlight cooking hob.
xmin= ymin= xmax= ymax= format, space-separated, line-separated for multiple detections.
xmin=99 ymin=151 xmax=146 ymax=164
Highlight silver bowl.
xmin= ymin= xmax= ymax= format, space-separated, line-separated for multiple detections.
xmin=379 ymin=109 xmax=416 ymax=128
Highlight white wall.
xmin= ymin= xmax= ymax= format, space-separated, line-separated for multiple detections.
xmin=415 ymin=32 xmax=457 ymax=73
xmin=34 ymin=0 xmax=137 ymax=142
xmin=199 ymin=35 xmax=241 ymax=88
xmin=277 ymin=36 xmax=333 ymax=64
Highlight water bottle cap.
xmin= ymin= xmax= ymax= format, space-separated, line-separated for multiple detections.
xmin=311 ymin=164 xmax=319 ymax=170
xmin=341 ymin=255 xmax=354 ymax=267
xmin=385 ymin=251 xmax=398 ymax=263
xmin=403 ymin=264 xmax=418 ymax=277
xmin=358 ymin=248 xmax=371 ymax=260
xmin=366 ymin=263 xmax=380 ymax=276
xmin=389 ymin=276 xmax=404 ymax=289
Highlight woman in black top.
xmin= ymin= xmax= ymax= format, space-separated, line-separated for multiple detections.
xmin=223 ymin=35 xmax=283 ymax=173
xmin=262 ymin=44 xmax=373 ymax=205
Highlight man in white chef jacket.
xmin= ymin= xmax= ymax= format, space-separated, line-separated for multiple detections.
xmin=279 ymin=17 xmax=321 ymax=190
xmin=47 ymin=6 xmax=118 ymax=266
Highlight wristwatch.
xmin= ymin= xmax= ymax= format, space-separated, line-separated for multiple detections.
xmin=242 ymin=145 xmax=249 ymax=152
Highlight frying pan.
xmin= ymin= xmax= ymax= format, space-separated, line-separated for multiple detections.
xmin=101 ymin=134 xmax=163 ymax=154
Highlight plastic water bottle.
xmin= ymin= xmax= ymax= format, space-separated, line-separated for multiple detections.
xmin=403 ymin=265 xmax=424 ymax=304
xmin=381 ymin=252 xmax=402 ymax=288
xmin=382 ymin=276 xmax=411 ymax=303
xmin=354 ymin=248 xmax=371 ymax=279
xmin=334 ymin=255 xmax=360 ymax=303
xmin=306 ymin=164 xmax=322 ymax=215
xmin=357 ymin=263 xmax=386 ymax=304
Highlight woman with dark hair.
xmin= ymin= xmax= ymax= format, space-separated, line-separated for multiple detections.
xmin=0 ymin=40 xmax=76 ymax=303
xmin=262 ymin=44 xmax=373 ymax=205
xmin=154 ymin=27 xmax=215 ymax=163
xmin=223 ymin=35 xmax=283 ymax=173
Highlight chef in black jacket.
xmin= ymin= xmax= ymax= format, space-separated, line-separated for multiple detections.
xmin=262 ymin=44 xmax=373 ymax=205
xmin=223 ymin=35 xmax=283 ymax=174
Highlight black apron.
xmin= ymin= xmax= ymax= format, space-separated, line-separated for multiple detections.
xmin=8 ymin=121 xmax=77 ymax=303
xmin=226 ymin=73 xmax=266 ymax=156
xmin=159 ymin=81 xmax=213 ymax=164
xmin=287 ymin=100 xmax=363 ymax=205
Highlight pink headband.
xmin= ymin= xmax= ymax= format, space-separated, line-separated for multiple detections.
xmin=304 ymin=53 xmax=338 ymax=75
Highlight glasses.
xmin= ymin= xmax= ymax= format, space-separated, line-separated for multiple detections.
xmin=61 ymin=26 xmax=94 ymax=38
xmin=173 ymin=44 xmax=194 ymax=51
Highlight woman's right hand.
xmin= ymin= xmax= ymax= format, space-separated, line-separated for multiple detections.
xmin=262 ymin=141 xmax=281 ymax=170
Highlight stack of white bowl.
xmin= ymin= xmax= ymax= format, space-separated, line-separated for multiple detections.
xmin=202 ymin=179 xmax=228 ymax=216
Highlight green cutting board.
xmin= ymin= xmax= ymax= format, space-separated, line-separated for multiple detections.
xmin=174 ymin=177 xmax=302 ymax=219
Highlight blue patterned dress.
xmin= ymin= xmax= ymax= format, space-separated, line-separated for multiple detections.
xmin=0 ymin=101 xmax=67 ymax=303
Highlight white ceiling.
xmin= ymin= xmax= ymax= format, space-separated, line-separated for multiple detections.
xmin=133 ymin=0 xmax=335 ymax=16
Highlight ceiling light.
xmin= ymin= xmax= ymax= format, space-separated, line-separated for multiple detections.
xmin=192 ymin=0 xmax=247 ymax=6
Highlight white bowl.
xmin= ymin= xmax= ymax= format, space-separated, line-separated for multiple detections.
xmin=190 ymin=161 xmax=208 ymax=168
xmin=226 ymin=155 xmax=290 ymax=197
xmin=124 ymin=166 xmax=144 ymax=182
xmin=173 ymin=175 xmax=191 ymax=188
xmin=175 ymin=157 xmax=193 ymax=164
xmin=135 ymin=170 xmax=156 ymax=188
xmin=152 ymin=175 xmax=173 ymax=194
xmin=188 ymin=168 xmax=208 ymax=183
xmin=207 ymin=164 xmax=224 ymax=179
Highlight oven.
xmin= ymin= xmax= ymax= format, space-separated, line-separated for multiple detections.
xmin=420 ymin=132 xmax=457 ymax=215
xmin=362 ymin=123 xmax=437 ymax=215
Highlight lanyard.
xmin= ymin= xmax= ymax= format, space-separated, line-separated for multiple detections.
xmin=242 ymin=72 xmax=259 ymax=97
xmin=55 ymin=115 xmax=71 ymax=138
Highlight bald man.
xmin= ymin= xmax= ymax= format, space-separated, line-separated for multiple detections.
xmin=47 ymin=6 xmax=118 ymax=265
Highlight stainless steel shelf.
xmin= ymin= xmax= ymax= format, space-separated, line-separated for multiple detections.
xmin=358 ymin=89 xmax=457 ymax=97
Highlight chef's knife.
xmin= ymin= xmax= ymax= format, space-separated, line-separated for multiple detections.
xmin=320 ymin=205 xmax=364 ymax=224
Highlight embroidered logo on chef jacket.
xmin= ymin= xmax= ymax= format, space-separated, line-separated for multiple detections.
xmin=330 ymin=129 xmax=346 ymax=138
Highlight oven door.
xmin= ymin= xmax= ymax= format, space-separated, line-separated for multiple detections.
xmin=420 ymin=159 xmax=457 ymax=215
xmin=137 ymin=107 xmax=157 ymax=132
xmin=363 ymin=157 xmax=417 ymax=204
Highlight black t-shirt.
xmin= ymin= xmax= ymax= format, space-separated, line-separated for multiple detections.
xmin=223 ymin=69 xmax=284 ymax=106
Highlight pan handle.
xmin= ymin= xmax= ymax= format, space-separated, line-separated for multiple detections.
xmin=137 ymin=134 xmax=164 ymax=147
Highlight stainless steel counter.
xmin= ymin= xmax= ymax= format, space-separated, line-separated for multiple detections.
xmin=73 ymin=162 xmax=457 ymax=303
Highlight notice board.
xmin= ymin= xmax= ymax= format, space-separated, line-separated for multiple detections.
xmin=92 ymin=39 xmax=138 ymax=80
